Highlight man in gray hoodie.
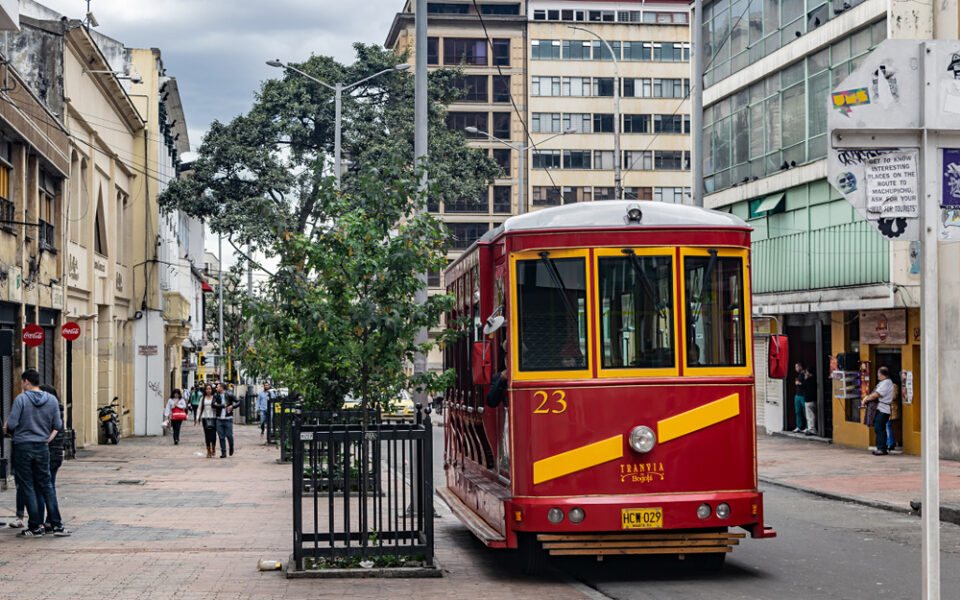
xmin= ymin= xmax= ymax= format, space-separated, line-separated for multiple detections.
xmin=3 ymin=368 xmax=69 ymax=537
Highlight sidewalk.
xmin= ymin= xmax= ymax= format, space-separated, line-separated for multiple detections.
xmin=0 ymin=423 xmax=589 ymax=600
xmin=757 ymin=434 xmax=960 ymax=522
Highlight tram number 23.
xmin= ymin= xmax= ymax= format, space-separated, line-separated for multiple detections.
xmin=533 ymin=390 xmax=567 ymax=415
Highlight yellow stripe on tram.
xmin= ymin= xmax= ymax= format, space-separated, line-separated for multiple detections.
xmin=533 ymin=435 xmax=623 ymax=485
xmin=657 ymin=393 xmax=740 ymax=444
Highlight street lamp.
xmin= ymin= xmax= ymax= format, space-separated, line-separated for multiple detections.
xmin=466 ymin=126 xmax=574 ymax=215
xmin=568 ymin=25 xmax=622 ymax=201
xmin=266 ymin=60 xmax=411 ymax=189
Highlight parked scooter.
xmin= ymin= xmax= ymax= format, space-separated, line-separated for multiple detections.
xmin=99 ymin=398 xmax=120 ymax=444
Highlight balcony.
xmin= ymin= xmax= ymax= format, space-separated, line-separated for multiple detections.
xmin=752 ymin=220 xmax=889 ymax=294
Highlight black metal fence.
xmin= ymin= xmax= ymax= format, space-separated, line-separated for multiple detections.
xmin=291 ymin=407 xmax=434 ymax=571
xmin=266 ymin=396 xmax=293 ymax=445
xmin=280 ymin=408 xmax=381 ymax=463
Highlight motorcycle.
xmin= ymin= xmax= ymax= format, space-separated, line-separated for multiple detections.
xmin=99 ymin=399 xmax=120 ymax=445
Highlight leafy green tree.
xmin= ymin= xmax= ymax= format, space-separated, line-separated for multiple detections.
xmin=204 ymin=264 xmax=252 ymax=382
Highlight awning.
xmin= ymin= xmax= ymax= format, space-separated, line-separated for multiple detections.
xmin=201 ymin=280 xmax=214 ymax=293
xmin=754 ymin=193 xmax=785 ymax=215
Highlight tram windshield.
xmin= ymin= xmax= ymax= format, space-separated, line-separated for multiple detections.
xmin=598 ymin=254 xmax=675 ymax=369
xmin=684 ymin=253 xmax=746 ymax=368
xmin=516 ymin=256 xmax=588 ymax=371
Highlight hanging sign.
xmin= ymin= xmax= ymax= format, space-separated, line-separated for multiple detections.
xmin=859 ymin=309 xmax=907 ymax=345
xmin=61 ymin=322 xmax=81 ymax=341
xmin=22 ymin=324 xmax=44 ymax=347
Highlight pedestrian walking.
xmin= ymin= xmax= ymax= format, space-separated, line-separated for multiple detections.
xmin=37 ymin=384 xmax=64 ymax=532
xmin=2 ymin=369 xmax=69 ymax=537
xmin=792 ymin=363 xmax=807 ymax=432
xmin=861 ymin=366 xmax=895 ymax=455
xmin=189 ymin=384 xmax=201 ymax=418
xmin=214 ymin=382 xmax=239 ymax=458
xmin=195 ymin=383 xmax=219 ymax=458
xmin=801 ymin=365 xmax=818 ymax=436
xmin=164 ymin=389 xmax=188 ymax=445
xmin=256 ymin=382 xmax=274 ymax=437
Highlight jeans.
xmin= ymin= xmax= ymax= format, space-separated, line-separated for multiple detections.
xmin=794 ymin=395 xmax=806 ymax=430
xmin=216 ymin=418 xmax=234 ymax=456
xmin=258 ymin=408 xmax=268 ymax=434
xmin=37 ymin=459 xmax=62 ymax=527
xmin=874 ymin=411 xmax=890 ymax=452
xmin=886 ymin=419 xmax=896 ymax=449
xmin=12 ymin=442 xmax=62 ymax=531
xmin=804 ymin=402 xmax=817 ymax=433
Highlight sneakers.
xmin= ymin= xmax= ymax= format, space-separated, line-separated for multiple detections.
xmin=804 ymin=429 xmax=817 ymax=436
xmin=791 ymin=427 xmax=801 ymax=433
xmin=8 ymin=517 xmax=23 ymax=528
xmin=17 ymin=528 xmax=44 ymax=537
xmin=52 ymin=526 xmax=71 ymax=537
xmin=872 ymin=449 xmax=888 ymax=456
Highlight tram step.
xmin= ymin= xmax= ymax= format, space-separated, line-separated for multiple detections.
xmin=437 ymin=486 xmax=506 ymax=545
xmin=537 ymin=532 xmax=743 ymax=556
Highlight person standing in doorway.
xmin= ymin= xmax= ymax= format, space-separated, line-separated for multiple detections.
xmin=792 ymin=363 xmax=807 ymax=432
xmin=3 ymin=369 xmax=69 ymax=537
xmin=256 ymin=382 xmax=274 ymax=437
xmin=862 ymin=366 xmax=894 ymax=455
xmin=164 ymin=389 xmax=188 ymax=445
xmin=214 ymin=382 xmax=239 ymax=458
xmin=802 ymin=366 xmax=818 ymax=436
xmin=195 ymin=384 xmax=218 ymax=458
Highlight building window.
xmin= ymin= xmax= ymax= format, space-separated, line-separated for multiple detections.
xmin=592 ymin=40 xmax=621 ymax=61
xmin=448 ymin=112 xmax=488 ymax=136
xmin=428 ymin=2 xmax=468 ymax=14
xmin=493 ymin=148 xmax=511 ymax=176
xmin=653 ymin=114 xmax=686 ymax=134
xmin=445 ymin=195 xmax=488 ymax=213
xmin=532 ymin=76 xmax=561 ymax=96
xmin=533 ymin=9 xmax=546 ymax=20
xmin=654 ymin=150 xmax=687 ymax=171
xmin=624 ymin=187 xmax=652 ymax=200
xmin=492 ymin=112 xmax=510 ymax=139
xmin=531 ymin=39 xmax=561 ymax=60
xmin=592 ymin=113 xmax=614 ymax=133
xmin=562 ymin=40 xmax=591 ymax=60
xmin=444 ymin=38 xmax=488 ymax=65
xmin=532 ymin=186 xmax=563 ymax=206
xmin=451 ymin=75 xmax=488 ymax=102
xmin=592 ymin=150 xmax=615 ymax=170
xmin=654 ymin=187 xmax=691 ymax=204
xmin=492 ymin=186 xmax=511 ymax=213
xmin=623 ymin=78 xmax=651 ymax=98
xmin=593 ymin=187 xmax=615 ymax=200
xmin=480 ymin=3 xmax=519 ymax=15
xmin=653 ymin=78 xmax=686 ymax=99
xmin=623 ymin=150 xmax=652 ymax=170
xmin=623 ymin=114 xmax=650 ymax=133
xmin=563 ymin=113 xmax=591 ymax=133
xmin=427 ymin=37 xmax=439 ymax=65
xmin=448 ymin=222 xmax=488 ymax=250
xmin=564 ymin=150 xmax=591 ymax=169
xmin=593 ymin=77 xmax=614 ymax=97
xmin=653 ymin=42 xmax=688 ymax=62
xmin=532 ymin=150 xmax=561 ymax=169
xmin=562 ymin=77 xmax=591 ymax=97
xmin=492 ymin=38 xmax=510 ymax=66
xmin=427 ymin=268 xmax=441 ymax=288
xmin=622 ymin=41 xmax=651 ymax=61
xmin=492 ymin=75 xmax=510 ymax=102
xmin=532 ymin=113 xmax=561 ymax=133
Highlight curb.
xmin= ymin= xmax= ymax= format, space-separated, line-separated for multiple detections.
xmin=759 ymin=476 xmax=960 ymax=526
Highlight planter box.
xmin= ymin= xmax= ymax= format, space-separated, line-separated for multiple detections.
xmin=284 ymin=554 xmax=442 ymax=579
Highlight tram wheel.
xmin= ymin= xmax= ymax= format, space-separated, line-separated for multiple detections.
xmin=518 ymin=533 xmax=550 ymax=575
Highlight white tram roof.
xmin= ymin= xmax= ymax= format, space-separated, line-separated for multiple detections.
xmin=479 ymin=200 xmax=749 ymax=243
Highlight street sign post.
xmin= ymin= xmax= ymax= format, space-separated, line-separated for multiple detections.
xmin=827 ymin=39 xmax=960 ymax=600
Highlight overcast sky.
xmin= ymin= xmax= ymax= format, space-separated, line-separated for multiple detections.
xmin=38 ymin=0 xmax=402 ymax=151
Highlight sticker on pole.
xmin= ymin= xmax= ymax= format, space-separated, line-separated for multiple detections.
xmin=864 ymin=151 xmax=919 ymax=219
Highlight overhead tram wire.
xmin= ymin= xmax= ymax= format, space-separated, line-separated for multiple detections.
xmin=622 ymin=0 xmax=751 ymax=177
xmin=470 ymin=0 xmax=566 ymax=202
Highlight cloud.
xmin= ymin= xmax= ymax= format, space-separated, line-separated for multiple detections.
xmin=35 ymin=0 xmax=402 ymax=148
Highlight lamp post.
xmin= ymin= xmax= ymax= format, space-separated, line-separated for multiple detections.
xmin=466 ymin=127 xmax=573 ymax=214
xmin=266 ymin=60 xmax=411 ymax=189
xmin=568 ymin=25 xmax=621 ymax=201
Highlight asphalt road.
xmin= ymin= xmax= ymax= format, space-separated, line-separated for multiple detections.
xmin=430 ymin=413 xmax=960 ymax=599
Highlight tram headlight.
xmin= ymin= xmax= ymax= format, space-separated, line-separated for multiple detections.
xmin=568 ymin=507 xmax=586 ymax=524
xmin=716 ymin=503 xmax=731 ymax=519
xmin=629 ymin=426 xmax=656 ymax=453
xmin=697 ymin=503 xmax=712 ymax=520
xmin=547 ymin=507 xmax=564 ymax=524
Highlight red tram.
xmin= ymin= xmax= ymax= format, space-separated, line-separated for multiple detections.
xmin=439 ymin=201 xmax=781 ymax=570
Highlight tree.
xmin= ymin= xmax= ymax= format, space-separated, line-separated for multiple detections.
xmin=204 ymin=264 xmax=252 ymax=382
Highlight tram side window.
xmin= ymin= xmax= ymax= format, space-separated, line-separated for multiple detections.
xmin=516 ymin=257 xmax=588 ymax=371
xmin=598 ymin=255 xmax=674 ymax=369
xmin=684 ymin=254 xmax=746 ymax=368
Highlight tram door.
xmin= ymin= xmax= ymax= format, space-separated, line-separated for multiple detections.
xmin=493 ymin=271 xmax=509 ymax=481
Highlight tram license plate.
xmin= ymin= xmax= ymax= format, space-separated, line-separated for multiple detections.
xmin=621 ymin=507 xmax=663 ymax=530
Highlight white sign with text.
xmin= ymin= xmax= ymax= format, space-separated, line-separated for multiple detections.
xmin=864 ymin=151 xmax=919 ymax=219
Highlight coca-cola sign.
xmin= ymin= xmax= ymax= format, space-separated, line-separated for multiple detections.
xmin=22 ymin=324 xmax=44 ymax=347
xmin=61 ymin=322 xmax=81 ymax=341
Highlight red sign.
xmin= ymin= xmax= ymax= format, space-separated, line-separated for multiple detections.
xmin=61 ymin=322 xmax=81 ymax=341
xmin=22 ymin=324 xmax=44 ymax=347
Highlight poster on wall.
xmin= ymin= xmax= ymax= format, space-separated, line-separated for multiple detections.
xmin=859 ymin=309 xmax=907 ymax=344
xmin=901 ymin=370 xmax=914 ymax=405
